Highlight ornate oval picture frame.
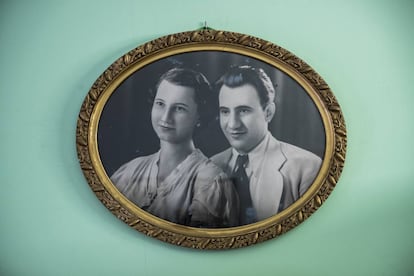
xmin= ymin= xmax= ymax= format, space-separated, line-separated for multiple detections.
xmin=76 ymin=29 xmax=346 ymax=249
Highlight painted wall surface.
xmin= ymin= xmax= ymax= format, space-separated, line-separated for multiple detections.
xmin=1 ymin=1 xmax=413 ymax=275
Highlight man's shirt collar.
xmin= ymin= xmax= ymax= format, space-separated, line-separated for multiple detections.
xmin=230 ymin=132 xmax=270 ymax=177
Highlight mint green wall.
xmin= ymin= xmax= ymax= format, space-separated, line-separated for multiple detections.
xmin=1 ymin=1 xmax=413 ymax=275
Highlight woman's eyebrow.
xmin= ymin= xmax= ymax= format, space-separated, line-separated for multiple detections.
xmin=174 ymin=103 xmax=189 ymax=108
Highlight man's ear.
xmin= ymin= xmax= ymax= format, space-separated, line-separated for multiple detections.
xmin=264 ymin=103 xmax=276 ymax=122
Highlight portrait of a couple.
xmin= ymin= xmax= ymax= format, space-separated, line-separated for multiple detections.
xmin=98 ymin=52 xmax=324 ymax=229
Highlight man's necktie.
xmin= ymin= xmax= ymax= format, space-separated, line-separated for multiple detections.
xmin=232 ymin=155 xmax=256 ymax=225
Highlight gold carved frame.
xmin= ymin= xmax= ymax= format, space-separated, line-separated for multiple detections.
xmin=76 ymin=30 xmax=346 ymax=249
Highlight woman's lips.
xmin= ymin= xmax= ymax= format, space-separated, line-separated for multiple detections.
xmin=158 ymin=122 xmax=174 ymax=130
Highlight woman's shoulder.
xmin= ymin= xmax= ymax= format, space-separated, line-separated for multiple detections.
xmin=192 ymin=150 xmax=229 ymax=181
xmin=111 ymin=152 xmax=158 ymax=178
xmin=127 ymin=152 xmax=157 ymax=166
xmin=192 ymin=150 xmax=222 ymax=171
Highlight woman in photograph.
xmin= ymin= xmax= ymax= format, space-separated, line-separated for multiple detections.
xmin=111 ymin=68 xmax=238 ymax=228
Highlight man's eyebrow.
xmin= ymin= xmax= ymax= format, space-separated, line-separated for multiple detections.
xmin=219 ymin=105 xmax=254 ymax=110
xmin=235 ymin=105 xmax=253 ymax=110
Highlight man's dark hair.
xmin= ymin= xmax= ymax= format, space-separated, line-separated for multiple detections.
xmin=216 ymin=65 xmax=275 ymax=108
xmin=154 ymin=67 xmax=213 ymax=126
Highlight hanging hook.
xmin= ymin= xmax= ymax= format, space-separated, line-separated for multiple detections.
xmin=197 ymin=21 xmax=213 ymax=31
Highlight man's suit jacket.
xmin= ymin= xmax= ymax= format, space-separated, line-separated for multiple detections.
xmin=211 ymin=134 xmax=322 ymax=221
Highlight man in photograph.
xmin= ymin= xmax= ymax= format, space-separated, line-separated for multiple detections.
xmin=211 ymin=65 xmax=322 ymax=226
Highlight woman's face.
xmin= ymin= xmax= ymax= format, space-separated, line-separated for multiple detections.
xmin=151 ymin=80 xmax=199 ymax=144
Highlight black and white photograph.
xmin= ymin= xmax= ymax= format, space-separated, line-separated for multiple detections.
xmin=97 ymin=51 xmax=326 ymax=228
